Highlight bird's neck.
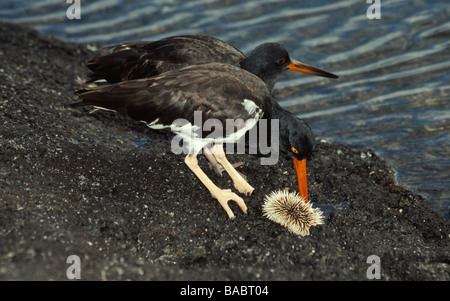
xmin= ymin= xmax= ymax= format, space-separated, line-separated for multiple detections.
xmin=267 ymin=102 xmax=315 ymax=156
xmin=240 ymin=59 xmax=276 ymax=91
xmin=259 ymin=75 xmax=276 ymax=91
xmin=265 ymin=101 xmax=293 ymax=144
xmin=269 ymin=101 xmax=292 ymax=124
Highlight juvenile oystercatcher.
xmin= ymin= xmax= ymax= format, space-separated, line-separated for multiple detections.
xmin=73 ymin=63 xmax=315 ymax=219
xmin=86 ymin=35 xmax=338 ymax=90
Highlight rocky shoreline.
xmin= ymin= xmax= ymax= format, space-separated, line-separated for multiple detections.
xmin=0 ymin=22 xmax=448 ymax=280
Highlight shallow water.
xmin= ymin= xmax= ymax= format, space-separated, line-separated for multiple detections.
xmin=2 ymin=0 xmax=449 ymax=220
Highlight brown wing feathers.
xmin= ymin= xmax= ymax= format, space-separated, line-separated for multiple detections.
xmin=75 ymin=63 xmax=269 ymax=128
xmin=86 ymin=35 xmax=245 ymax=83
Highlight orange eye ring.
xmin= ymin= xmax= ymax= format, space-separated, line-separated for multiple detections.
xmin=291 ymin=147 xmax=299 ymax=154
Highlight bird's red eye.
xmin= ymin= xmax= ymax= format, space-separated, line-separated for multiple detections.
xmin=277 ymin=58 xmax=286 ymax=65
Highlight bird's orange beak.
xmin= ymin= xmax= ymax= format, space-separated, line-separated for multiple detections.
xmin=293 ymin=158 xmax=309 ymax=203
xmin=287 ymin=58 xmax=338 ymax=79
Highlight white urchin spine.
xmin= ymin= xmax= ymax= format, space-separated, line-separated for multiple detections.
xmin=262 ymin=189 xmax=324 ymax=236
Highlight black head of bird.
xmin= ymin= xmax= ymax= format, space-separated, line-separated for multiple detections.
xmin=240 ymin=42 xmax=338 ymax=90
xmin=274 ymin=107 xmax=316 ymax=203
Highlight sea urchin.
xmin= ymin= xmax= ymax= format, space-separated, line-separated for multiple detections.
xmin=262 ymin=189 xmax=324 ymax=236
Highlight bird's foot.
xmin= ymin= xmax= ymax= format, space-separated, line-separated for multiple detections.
xmin=208 ymin=161 xmax=252 ymax=195
xmin=212 ymin=189 xmax=248 ymax=219
xmin=233 ymin=179 xmax=254 ymax=196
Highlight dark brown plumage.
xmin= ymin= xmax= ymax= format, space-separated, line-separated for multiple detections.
xmin=87 ymin=35 xmax=245 ymax=84
xmin=76 ymin=63 xmax=270 ymax=133
xmin=87 ymin=35 xmax=338 ymax=90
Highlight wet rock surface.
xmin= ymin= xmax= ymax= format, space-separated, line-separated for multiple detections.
xmin=0 ymin=22 xmax=448 ymax=280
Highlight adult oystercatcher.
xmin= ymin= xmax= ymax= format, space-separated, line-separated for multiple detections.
xmin=73 ymin=63 xmax=315 ymax=219
xmin=86 ymin=35 xmax=338 ymax=90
